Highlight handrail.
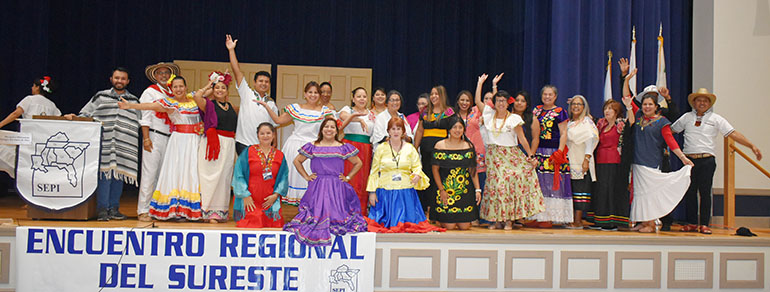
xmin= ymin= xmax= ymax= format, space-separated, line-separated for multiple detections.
xmin=729 ymin=144 xmax=770 ymax=179
xmin=723 ymin=136 xmax=768 ymax=229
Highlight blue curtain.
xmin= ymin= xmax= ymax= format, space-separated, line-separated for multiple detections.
xmin=0 ymin=0 xmax=691 ymax=126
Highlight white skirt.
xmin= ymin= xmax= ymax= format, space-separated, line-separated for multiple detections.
xmin=282 ymin=135 xmax=311 ymax=206
xmin=630 ymin=164 xmax=692 ymax=222
xmin=0 ymin=144 xmax=16 ymax=178
xmin=197 ymin=135 xmax=235 ymax=218
xmin=150 ymin=132 xmax=202 ymax=220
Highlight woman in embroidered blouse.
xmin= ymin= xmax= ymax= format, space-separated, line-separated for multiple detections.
xmin=414 ymin=85 xmax=456 ymax=219
xmin=529 ymin=84 xmax=572 ymax=228
xmin=258 ymin=81 xmax=335 ymax=206
xmin=283 ymin=118 xmax=367 ymax=246
xmin=371 ymin=90 xmax=412 ymax=150
xmin=366 ymin=117 xmax=445 ymax=233
xmin=431 ymin=119 xmax=481 ymax=230
xmin=119 ymin=76 xmax=209 ymax=221
xmin=623 ymin=69 xmax=694 ymax=233
xmin=475 ymin=74 xmax=544 ymax=230
xmin=232 ymin=122 xmax=287 ymax=228
xmin=198 ymin=71 xmax=238 ymax=223
xmin=565 ymin=95 xmax=598 ymax=229
xmin=339 ymin=87 xmax=376 ymax=215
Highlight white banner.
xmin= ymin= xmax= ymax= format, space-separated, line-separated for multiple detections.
xmin=16 ymin=227 xmax=375 ymax=292
xmin=16 ymin=119 xmax=102 ymax=210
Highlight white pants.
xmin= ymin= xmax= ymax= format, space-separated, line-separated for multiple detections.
xmin=137 ymin=131 xmax=169 ymax=214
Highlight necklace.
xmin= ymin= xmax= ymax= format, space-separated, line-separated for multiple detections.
xmin=216 ymin=100 xmax=229 ymax=111
xmin=389 ymin=140 xmax=402 ymax=168
xmin=638 ymin=115 xmax=659 ymax=130
xmin=491 ymin=111 xmax=510 ymax=137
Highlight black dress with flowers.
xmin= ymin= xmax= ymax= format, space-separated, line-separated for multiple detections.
xmin=431 ymin=148 xmax=478 ymax=223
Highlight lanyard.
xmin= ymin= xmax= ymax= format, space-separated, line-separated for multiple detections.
xmin=389 ymin=141 xmax=401 ymax=169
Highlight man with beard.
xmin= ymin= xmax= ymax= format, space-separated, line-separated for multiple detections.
xmin=136 ymin=62 xmax=179 ymax=222
xmin=65 ymin=68 xmax=141 ymax=221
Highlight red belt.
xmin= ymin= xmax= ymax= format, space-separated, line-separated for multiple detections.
xmin=174 ymin=123 xmax=203 ymax=135
xmin=216 ymin=129 xmax=235 ymax=138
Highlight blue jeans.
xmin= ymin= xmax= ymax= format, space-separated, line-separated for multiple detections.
xmin=97 ymin=175 xmax=123 ymax=211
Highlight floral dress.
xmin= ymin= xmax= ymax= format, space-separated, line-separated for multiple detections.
xmin=431 ymin=148 xmax=478 ymax=223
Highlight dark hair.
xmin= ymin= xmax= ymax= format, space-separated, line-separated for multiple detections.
xmin=386 ymin=90 xmax=403 ymax=112
xmin=170 ymin=76 xmax=186 ymax=86
xmin=315 ymin=117 xmax=342 ymax=144
xmin=446 ymin=117 xmax=477 ymax=175
xmin=512 ymin=90 xmax=533 ymax=128
xmin=257 ymin=122 xmax=278 ymax=147
xmin=254 ymin=71 xmax=271 ymax=82
xmin=320 ymin=82 xmax=332 ymax=90
xmin=351 ymin=87 xmax=367 ymax=107
xmin=453 ymin=90 xmax=474 ymax=114
xmin=112 ymin=67 xmax=130 ymax=78
xmin=304 ymin=81 xmax=319 ymax=93
xmin=640 ymin=94 xmax=661 ymax=113
xmin=33 ymin=77 xmax=55 ymax=97
xmin=370 ymin=87 xmax=387 ymax=109
xmin=417 ymin=93 xmax=429 ymax=103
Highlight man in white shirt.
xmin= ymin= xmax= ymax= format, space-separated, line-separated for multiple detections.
xmin=136 ymin=62 xmax=179 ymax=222
xmin=225 ymin=34 xmax=278 ymax=154
xmin=671 ymin=88 xmax=762 ymax=233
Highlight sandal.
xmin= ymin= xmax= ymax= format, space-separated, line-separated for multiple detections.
xmin=699 ymin=225 xmax=712 ymax=234
xmin=638 ymin=226 xmax=656 ymax=233
xmin=680 ymin=224 xmax=698 ymax=232
xmin=504 ymin=221 xmax=513 ymax=230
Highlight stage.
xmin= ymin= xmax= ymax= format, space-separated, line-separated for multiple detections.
xmin=1 ymin=193 xmax=769 ymax=291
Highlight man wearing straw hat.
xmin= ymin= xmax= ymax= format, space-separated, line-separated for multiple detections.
xmin=136 ymin=62 xmax=180 ymax=222
xmin=671 ymin=88 xmax=762 ymax=234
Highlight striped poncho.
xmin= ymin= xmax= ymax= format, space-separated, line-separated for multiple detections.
xmin=78 ymin=88 xmax=141 ymax=185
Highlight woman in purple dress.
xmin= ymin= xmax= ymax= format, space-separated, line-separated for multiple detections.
xmin=283 ymin=117 xmax=368 ymax=246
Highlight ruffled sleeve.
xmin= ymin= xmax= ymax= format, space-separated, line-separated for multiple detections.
xmin=298 ymin=142 xmax=314 ymax=158
xmin=366 ymin=145 xmax=386 ymax=192
xmin=341 ymin=143 xmax=360 ymax=159
xmin=406 ymin=144 xmax=430 ymax=190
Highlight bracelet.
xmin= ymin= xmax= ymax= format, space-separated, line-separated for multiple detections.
xmin=475 ymin=189 xmax=482 ymax=193
xmin=492 ymin=85 xmax=497 ymax=88
xmin=345 ymin=175 xmax=350 ymax=181
xmin=143 ymin=138 xmax=151 ymax=142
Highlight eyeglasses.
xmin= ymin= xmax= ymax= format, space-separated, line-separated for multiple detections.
xmin=571 ymin=103 xmax=584 ymax=106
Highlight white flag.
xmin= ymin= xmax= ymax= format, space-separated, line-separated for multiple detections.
xmin=656 ymin=23 xmax=667 ymax=89
xmin=16 ymin=119 xmax=102 ymax=210
xmin=604 ymin=56 xmax=613 ymax=101
xmin=629 ymin=27 xmax=638 ymax=96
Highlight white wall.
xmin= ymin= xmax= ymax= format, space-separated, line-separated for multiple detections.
xmin=693 ymin=0 xmax=770 ymax=190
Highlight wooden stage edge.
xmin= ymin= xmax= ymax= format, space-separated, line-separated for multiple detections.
xmin=2 ymin=194 xmax=769 ymax=247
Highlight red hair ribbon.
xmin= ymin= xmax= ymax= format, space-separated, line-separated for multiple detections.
xmin=507 ymin=96 xmax=515 ymax=105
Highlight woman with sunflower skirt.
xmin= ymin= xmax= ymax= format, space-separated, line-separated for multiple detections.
xmin=431 ymin=118 xmax=481 ymax=230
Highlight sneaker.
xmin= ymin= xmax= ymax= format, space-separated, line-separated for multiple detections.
xmin=109 ymin=208 xmax=127 ymax=220
xmin=137 ymin=213 xmax=152 ymax=222
xmin=97 ymin=210 xmax=110 ymax=221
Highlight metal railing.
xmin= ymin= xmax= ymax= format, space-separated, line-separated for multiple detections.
xmin=722 ymin=136 xmax=770 ymax=228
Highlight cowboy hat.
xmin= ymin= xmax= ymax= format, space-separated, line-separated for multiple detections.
xmin=687 ymin=88 xmax=716 ymax=108
xmin=635 ymin=85 xmax=664 ymax=104
xmin=144 ymin=62 xmax=181 ymax=84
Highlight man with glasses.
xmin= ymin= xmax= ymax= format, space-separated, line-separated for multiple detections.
xmin=136 ymin=62 xmax=180 ymax=222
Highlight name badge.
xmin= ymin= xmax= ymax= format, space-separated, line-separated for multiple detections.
xmin=392 ymin=173 xmax=402 ymax=181
xmin=263 ymin=170 xmax=273 ymax=180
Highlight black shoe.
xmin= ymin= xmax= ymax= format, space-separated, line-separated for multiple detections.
xmin=109 ymin=208 xmax=127 ymax=220
xmin=660 ymin=223 xmax=671 ymax=232
xmin=97 ymin=210 xmax=110 ymax=221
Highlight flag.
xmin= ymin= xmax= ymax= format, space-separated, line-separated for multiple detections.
xmin=604 ymin=51 xmax=613 ymax=101
xmin=629 ymin=26 xmax=638 ymax=96
xmin=656 ymin=23 xmax=667 ymax=89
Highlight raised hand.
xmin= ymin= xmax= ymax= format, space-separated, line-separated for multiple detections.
xmin=622 ymin=95 xmax=633 ymax=108
xmin=618 ymin=57 xmax=630 ymax=76
xmin=492 ymin=72 xmax=504 ymax=85
xmin=626 ymin=68 xmax=638 ymax=79
xmin=225 ymin=34 xmax=238 ymax=50
xmin=658 ymin=86 xmax=671 ymax=101
xmin=477 ymin=73 xmax=488 ymax=85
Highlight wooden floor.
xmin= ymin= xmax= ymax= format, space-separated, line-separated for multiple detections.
xmin=2 ymin=192 xmax=769 ymax=239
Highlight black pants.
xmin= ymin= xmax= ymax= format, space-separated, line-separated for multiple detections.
xmin=684 ymin=156 xmax=717 ymax=226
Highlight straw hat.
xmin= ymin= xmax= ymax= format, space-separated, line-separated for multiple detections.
xmin=144 ymin=62 xmax=180 ymax=84
xmin=687 ymin=88 xmax=716 ymax=108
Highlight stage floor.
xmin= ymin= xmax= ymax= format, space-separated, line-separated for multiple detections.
xmin=2 ymin=192 xmax=768 ymax=239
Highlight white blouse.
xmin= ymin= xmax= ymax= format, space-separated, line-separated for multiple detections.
xmin=481 ymin=105 xmax=523 ymax=147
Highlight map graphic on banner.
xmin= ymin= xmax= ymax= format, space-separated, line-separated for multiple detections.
xmin=30 ymin=132 xmax=89 ymax=190
xmin=17 ymin=119 xmax=101 ymax=210
xmin=16 ymin=227 xmax=376 ymax=292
